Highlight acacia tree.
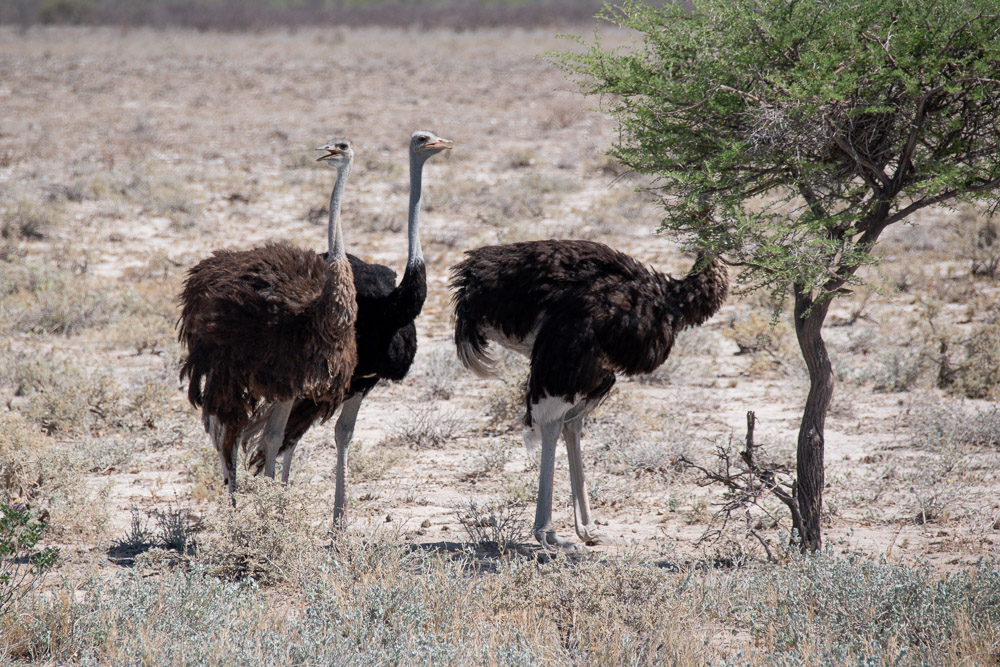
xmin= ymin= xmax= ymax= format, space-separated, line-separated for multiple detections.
xmin=559 ymin=0 xmax=1000 ymax=551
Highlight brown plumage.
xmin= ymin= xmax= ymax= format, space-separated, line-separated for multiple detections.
xmin=450 ymin=239 xmax=728 ymax=550
xmin=178 ymin=139 xmax=357 ymax=492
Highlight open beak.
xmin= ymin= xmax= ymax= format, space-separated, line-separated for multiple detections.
xmin=316 ymin=147 xmax=342 ymax=161
xmin=425 ymin=139 xmax=453 ymax=150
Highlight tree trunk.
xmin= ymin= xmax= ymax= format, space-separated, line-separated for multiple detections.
xmin=792 ymin=285 xmax=834 ymax=552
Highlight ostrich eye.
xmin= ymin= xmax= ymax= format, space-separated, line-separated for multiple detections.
xmin=336 ymin=143 xmax=348 ymax=150
xmin=416 ymin=136 xmax=428 ymax=143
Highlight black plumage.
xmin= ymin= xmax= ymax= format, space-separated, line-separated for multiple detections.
xmin=246 ymin=253 xmax=423 ymax=464
xmin=450 ymin=239 xmax=729 ymax=549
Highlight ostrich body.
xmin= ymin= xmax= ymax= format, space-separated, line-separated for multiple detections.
xmin=450 ymin=240 xmax=729 ymax=549
xmin=178 ymin=140 xmax=358 ymax=493
xmin=244 ymin=131 xmax=452 ymax=521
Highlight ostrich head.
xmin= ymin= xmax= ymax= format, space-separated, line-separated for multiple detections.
xmin=410 ymin=131 xmax=452 ymax=160
xmin=316 ymin=139 xmax=354 ymax=169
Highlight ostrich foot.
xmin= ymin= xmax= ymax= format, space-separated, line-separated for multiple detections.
xmin=533 ymin=527 xmax=580 ymax=552
xmin=575 ymin=523 xmax=609 ymax=546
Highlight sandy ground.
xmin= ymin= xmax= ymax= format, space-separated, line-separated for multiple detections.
xmin=1 ymin=24 xmax=999 ymax=570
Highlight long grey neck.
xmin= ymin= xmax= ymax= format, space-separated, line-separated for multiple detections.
xmin=406 ymin=152 xmax=426 ymax=268
xmin=327 ymin=164 xmax=351 ymax=265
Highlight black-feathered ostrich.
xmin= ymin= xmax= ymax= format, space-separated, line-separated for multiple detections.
xmin=178 ymin=140 xmax=359 ymax=494
xmin=243 ymin=130 xmax=451 ymax=521
xmin=450 ymin=240 xmax=729 ymax=550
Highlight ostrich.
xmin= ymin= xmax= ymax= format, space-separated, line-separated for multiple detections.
xmin=449 ymin=240 xmax=729 ymax=550
xmin=178 ymin=139 xmax=359 ymax=494
xmin=243 ymin=130 xmax=452 ymax=521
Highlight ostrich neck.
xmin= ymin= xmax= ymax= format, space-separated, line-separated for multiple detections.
xmin=406 ymin=153 xmax=426 ymax=268
xmin=327 ymin=164 xmax=351 ymax=265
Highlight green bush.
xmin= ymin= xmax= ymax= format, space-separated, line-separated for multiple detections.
xmin=0 ymin=502 xmax=59 ymax=618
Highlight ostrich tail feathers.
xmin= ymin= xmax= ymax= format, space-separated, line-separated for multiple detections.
xmin=457 ymin=338 xmax=497 ymax=378
xmin=454 ymin=308 xmax=498 ymax=378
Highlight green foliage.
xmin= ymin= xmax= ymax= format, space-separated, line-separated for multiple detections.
xmin=558 ymin=0 xmax=1000 ymax=298
xmin=0 ymin=502 xmax=59 ymax=617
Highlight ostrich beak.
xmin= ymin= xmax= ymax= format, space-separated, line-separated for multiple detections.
xmin=425 ymin=139 xmax=452 ymax=150
xmin=316 ymin=147 xmax=342 ymax=161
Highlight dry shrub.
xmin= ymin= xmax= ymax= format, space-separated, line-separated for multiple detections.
xmin=409 ymin=345 xmax=465 ymax=400
xmin=483 ymin=355 xmax=528 ymax=432
xmin=950 ymin=206 xmax=1000 ymax=277
xmin=0 ymin=264 xmax=121 ymax=336
xmin=1 ymin=199 xmax=59 ymax=241
xmin=15 ymin=357 xmax=115 ymax=435
xmin=386 ymin=405 xmax=462 ymax=450
xmin=108 ymin=312 xmax=177 ymax=356
xmin=724 ymin=309 xmax=796 ymax=375
xmin=870 ymin=348 xmax=927 ymax=393
xmin=537 ymin=99 xmax=584 ymax=131
xmin=505 ymin=146 xmax=537 ymax=169
xmin=0 ymin=411 xmax=49 ymax=498
xmin=0 ymin=407 xmax=110 ymax=541
xmin=126 ymin=374 xmax=174 ymax=431
xmin=187 ymin=443 xmax=223 ymax=502
xmin=455 ymin=498 xmax=527 ymax=555
xmin=198 ymin=476 xmax=320 ymax=584
xmin=109 ymin=278 xmax=181 ymax=355
xmin=350 ymin=439 xmax=407 ymax=483
xmin=947 ymin=322 xmax=1000 ymax=400
xmin=11 ymin=352 xmax=172 ymax=436
xmin=493 ymin=554 xmax=707 ymax=663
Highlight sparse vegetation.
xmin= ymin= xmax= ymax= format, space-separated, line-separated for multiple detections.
xmin=1 ymin=18 xmax=998 ymax=664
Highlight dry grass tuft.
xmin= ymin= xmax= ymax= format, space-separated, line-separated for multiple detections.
xmin=198 ymin=476 xmax=320 ymax=584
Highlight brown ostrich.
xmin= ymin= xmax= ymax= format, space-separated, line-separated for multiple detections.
xmin=178 ymin=139 xmax=358 ymax=493
xmin=450 ymin=240 xmax=729 ymax=550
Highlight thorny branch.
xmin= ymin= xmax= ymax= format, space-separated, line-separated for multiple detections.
xmin=680 ymin=411 xmax=803 ymax=559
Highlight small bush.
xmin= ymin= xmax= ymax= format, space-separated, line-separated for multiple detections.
xmin=720 ymin=549 xmax=1000 ymax=662
xmin=870 ymin=348 xmax=927 ymax=393
xmin=948 ymin=323 xmax=1000 ymax=400
xmin=14 ymin=357 xmax=122 ymax=435
xmin=198 ymin=476 xmax=318 ymax=585
xmin=724 ymin=309 xmax=796 ymax=375
xmin=0 ymin=502 xmax=59 ymax=618
xmin=350 ymin=439 xmax=406 ymax=483
xmin=1 ymin=200 xmax=59 ymax=241
xmin=1 ymin=265 xmax=121 ymax=336
xmin=387 ymin=406 xmax=461 ymax=450
xmin=466 ymin=439 xmax=513 ymax=480
xmin=0 ymin=412 xmax=48 ymax=499
xmin=910 ymin=399 xmax=1000 ymax=451
xmin=455 ymin=499 xmax=527 ymax=556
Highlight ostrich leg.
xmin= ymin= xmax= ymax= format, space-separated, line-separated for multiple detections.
xmin=533 ymin=420 xmax=577 ymax=551
xmin=280 ymin=439 xmax=301 ymax=485
xmin=563 ymin=414 xmax=606 ymax=544
xmin=333 ymin=393 xmax=365 ymax=524
xmin=262 ymin=400 xmax=295 ymax=479
xmin=217 ymin=425 xmax=240 ymax=495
